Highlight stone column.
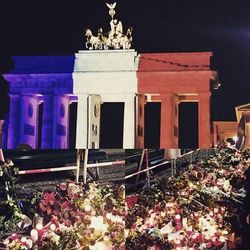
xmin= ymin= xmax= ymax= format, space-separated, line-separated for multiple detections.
xmin=123 ymin=97 xmax=135 ymax=148
xmin=160 ymin=93 xmax=176 ymax=148
xmin=136 ymin=94 xmax=145 ymax=148
xmin=198 ymin=92 xmax=211 ymax=148
xmin=7 ymin=95 xmax=20 ymax=149
xmin=41 ymin=95 xmax=54 ymax=149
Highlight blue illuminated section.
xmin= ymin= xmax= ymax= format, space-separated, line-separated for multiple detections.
xmin=10 ymin=56 xmax=75 ymax=74
xmin=3 ymin=55 xmax=75 ymax=149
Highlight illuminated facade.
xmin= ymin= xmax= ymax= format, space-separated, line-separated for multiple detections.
xmin=2 ymin=51 xmax=218 ymax=149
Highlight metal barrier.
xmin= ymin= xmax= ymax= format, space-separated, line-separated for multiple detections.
xmin=17 ymin=150 xmax=125 ymax=184
xmin=77 ymin=149 xmax=125 ymax=184
xmin=125 ymin=148 xmax=218 ymax=188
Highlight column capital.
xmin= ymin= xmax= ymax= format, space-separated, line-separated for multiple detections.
xmin=160 ymin=92 xmax=175 ymax=99
xmin=198 ymin=92 xmax=211 ymax=99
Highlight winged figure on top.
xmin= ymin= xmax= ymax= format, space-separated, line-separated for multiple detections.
xmin=85 ymin=2 xmax=133 ymax=50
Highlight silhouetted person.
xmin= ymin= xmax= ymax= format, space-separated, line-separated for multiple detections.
xmin=0 ymin=75 xmax=10 ymax=161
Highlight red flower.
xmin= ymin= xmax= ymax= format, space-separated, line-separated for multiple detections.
xmin=47 ymin=207 xmax=52 ymax=215
xmin=126 ymin=195 xmax=138 ymax=209
xmin=53 ymin=209 xmax=60 ymax=216
xmin=64 ymin=220 xmax=72 ymax=227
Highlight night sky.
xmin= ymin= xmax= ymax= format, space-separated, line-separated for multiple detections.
xmin=1 ymin=0 xmax=250 ymax=121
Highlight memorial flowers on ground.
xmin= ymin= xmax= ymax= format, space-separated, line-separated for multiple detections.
xmin=2 ymin=181 xmax=125 ymax=250
xmin=126 ymin=148 xmax=250 ymax=249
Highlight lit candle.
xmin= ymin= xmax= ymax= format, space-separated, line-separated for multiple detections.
xmin=26 ymin=239 xmax=33 ymax=249
xmin=191 ymin=234 xmax=198 ymax=243
xmin=175 ymin=214 xmax=181 ymax=223
xmin=218 ymin=236 xmax=226 ymax=246
xmin=187 ymin=226 xmax=193 ymax=235
xmin=217 ymin=214 xmax=223 ymax=223
xmin=221 ymin=207 xmax=226 ymax=215
xmin=194 ymin=212 xmax=199 ymax=219
xmin=50 ymin=223 xmax=56 ymax=231
xmin=147 ymin=217 xmax=155 ymax=227
xmin=209 ymin=211 xmax=214 ymax=217
xmin=204 ymin=235 xmax=211 ymax=243
xmin=20 ymin=237 xmax=27 ymax=245
xmin=151 ymin=213 xmax=156 ymax=219
xmin=30 ymin=229 xmax=39 ymax=241
xmin=213 ymin=208 xmax=219 ymax=214
xmin=84 ymin=204 xmax=91 ymax=213
xmin=106 ymin=212 xmax=112 ymax=223
xmin=175 ymin=239 xmax=181 ymax=247
xmin=10 ymin=234 xmax=19 ymax=241
xmin=179 ymin=232 xmax=185 ymax=244
xmin=212 ymin=236 xmax=219 ymax=247
xmin=198 ymin=233 xmax=204 ymax=243
xmin=222 ymin=230 xmax=229 ymax=235
xmin=35 ymin=223 xmax=44 ymax=237
xmin=89 ymin=216 xmax=108 ymax=232
xmin=161 ymin=211 xmax=166 ymax=218
xmin=182 ymin=217 xmax=187 ymax=228
xmin=175 ymin=214 xmax=182 ymax=230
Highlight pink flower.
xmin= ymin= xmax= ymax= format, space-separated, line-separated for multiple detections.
xmin=61 ymin=201 xmax=72 ymax=210
xmin=39 ymin=203 xmax=47 ymax=212
xmin=59 ymin=182 xmax=67 ymax=191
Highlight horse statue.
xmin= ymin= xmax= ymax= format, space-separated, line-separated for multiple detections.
xmin=96 ymin=28 xmax=108 ymax=50
xmin=85 ymin=28 xmax=109 ymax=50
xmin=120 ymin=27 xmax=133 ymax=49
xmin=85 ymin=29 xmax=98 ymax=50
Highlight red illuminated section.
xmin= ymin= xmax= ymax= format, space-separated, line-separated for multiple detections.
xmin=137 ymin=52 xmax=217 ymax=149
